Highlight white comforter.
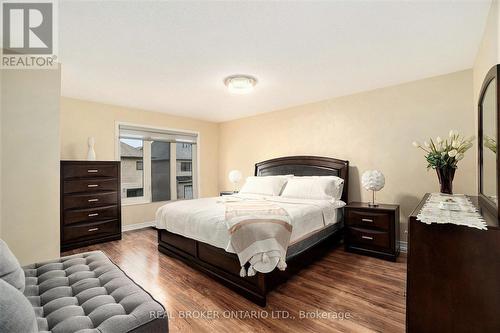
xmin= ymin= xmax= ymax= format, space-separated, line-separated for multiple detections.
xmin=155 ymin=194 xmax=345 ymax=253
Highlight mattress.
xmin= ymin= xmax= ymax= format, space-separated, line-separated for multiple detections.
xmin=287 ymin=219 xmax=343 ymax=258
xmin=155 ymin=194 xmax=344 ymax=253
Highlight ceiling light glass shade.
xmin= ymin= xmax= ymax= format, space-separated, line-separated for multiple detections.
xmin=361 ymin=170 xmax=385 ymax=192
xmin=224 ymin=75 xmax=257 ymax=94
xmin=228 ymin=170 xmax=243 ymax=184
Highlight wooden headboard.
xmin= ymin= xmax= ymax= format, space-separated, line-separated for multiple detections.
xmin=254 ymin=156 xmax=349 ymax=203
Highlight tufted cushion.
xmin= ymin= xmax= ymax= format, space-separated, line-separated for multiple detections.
xmin=0 ymin=239 xmax=25 ymax=291
xmin=0 ymin=279 xmax=38 ymax=333
xmin=22 ymin=251 xmax=167 ymax=333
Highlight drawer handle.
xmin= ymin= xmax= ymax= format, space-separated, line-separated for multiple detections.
xmin=88 ymin=228 xmax=99 ymax=232
xmin=88 ymin=198 xmax=99 ymax=202
xmin=361 ymin=235 xmax=374 ymax=240
xmin=88 ymin=213 xmax=99 ymax=217
xmin=87 ymin=169 xmax=99 ymax=173
xmin=362 ymin=218 xmax=374 ymax=223
xmin=87 ymin=184 xmax=99 ymax=188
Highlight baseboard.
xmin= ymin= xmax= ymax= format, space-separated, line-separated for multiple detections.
xmin=122 ymin=221 xmax=156 ymax=232
xmin=399 ymin=241 xmax=408 ymax=253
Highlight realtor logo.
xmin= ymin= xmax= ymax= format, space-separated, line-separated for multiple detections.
xmin=1 ymin=0 xmax=57 ymax=68
xmin=3 ymin=2 xmax=53 ymax=54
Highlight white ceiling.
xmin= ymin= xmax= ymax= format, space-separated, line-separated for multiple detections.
xmin=60 ymin=0 xmax=491 ymax=122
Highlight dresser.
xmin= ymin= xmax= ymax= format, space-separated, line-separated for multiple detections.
xmin=60 ymin=161 xmax=121 ymax=251
xmin=344 ymin=202 xmax=400 ymax=261
xmin=406 ymin=194 xmax=500 ymax=333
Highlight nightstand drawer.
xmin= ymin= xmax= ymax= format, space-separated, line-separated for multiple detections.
xmin=347 ymin=210 xmax=391 ymax=230
xmin=347 ymin=227 xmax=390 ymax=249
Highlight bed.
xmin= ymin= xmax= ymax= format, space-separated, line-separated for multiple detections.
xmin=157 ymin=156 xmax=349 ymax=306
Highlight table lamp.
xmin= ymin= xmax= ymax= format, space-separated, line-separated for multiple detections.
xmin=228 ymin=170 xmax=243 ymax=192
xmin=362 ymin=170 xmax=385 ymax=207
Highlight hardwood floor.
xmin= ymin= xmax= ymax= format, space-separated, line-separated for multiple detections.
xmin=62 ymin=228 xmax=407 ymax=333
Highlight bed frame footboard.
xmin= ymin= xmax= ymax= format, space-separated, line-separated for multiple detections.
xmin=157 ymin=226 xmax=343 ymax=307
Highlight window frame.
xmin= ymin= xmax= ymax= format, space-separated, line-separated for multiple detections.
xmin=115 ymin=122 xmax=200 ymax=206
xmin=119 ymin=139 xmax=151 ymax=205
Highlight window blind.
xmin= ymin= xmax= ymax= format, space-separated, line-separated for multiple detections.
xmin=119 ymin=125 xmax=198 ymax=144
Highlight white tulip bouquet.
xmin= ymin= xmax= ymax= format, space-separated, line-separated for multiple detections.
xmin=484 ymin=135 xmax=497 ymax=154
xmin=413 ymin=130 xmax=474 ymax=170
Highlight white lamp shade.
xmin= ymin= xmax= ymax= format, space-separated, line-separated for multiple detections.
xmin=362 ymin=170 xmax=385 ymax=191
xmin=228 ymin=170 xmax=243 ymax=184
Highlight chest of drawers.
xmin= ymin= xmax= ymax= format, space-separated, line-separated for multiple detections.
xmin=60 ymin=161 xmax=121 ymax=251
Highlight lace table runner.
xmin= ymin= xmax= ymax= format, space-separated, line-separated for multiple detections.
xmin=416 ymin=193 xmax=487 ymax=230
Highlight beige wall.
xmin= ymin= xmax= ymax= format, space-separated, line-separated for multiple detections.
xmin=1 ymin=68 xmax=61 ymax=265
xmin=60 ymin=97 xmax=219 ymax=226
xmin=219 ymin=70 xmax=476 ymax=241
xmin=0 ymin=69 xmax=2 ymax=238
xmin=473 ymin=0 xmax=500 ymax=103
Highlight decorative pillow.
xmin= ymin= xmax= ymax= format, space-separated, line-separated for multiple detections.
xmin=280 ymin=176 xmax=344 ymax=200
xmin=0 ymin=239 xmax=25 ymax=292
xmin=0 ymin=279 xmax=38 ymax=333
xmin=239 ymin=175 xmax=291 ymax=196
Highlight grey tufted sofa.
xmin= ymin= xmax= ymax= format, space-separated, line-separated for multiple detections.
xmin=19 ymin=251 xmax=168 ymax=333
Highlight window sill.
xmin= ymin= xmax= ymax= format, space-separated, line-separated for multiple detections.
xmin=121 ymin=199 xmax=151 ymax=207
xmin=121 ymin=199 xmax=175 ymax=207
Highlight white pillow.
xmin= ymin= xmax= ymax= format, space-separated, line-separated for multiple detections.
xmin=280 ymin=176 xmax=344 ymax=200
xmin=239 ymin=175 xmax=291 ymax=196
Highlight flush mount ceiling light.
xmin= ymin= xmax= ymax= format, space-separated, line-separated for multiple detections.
xmin=224 ymin=74 xmax=258 ymax=94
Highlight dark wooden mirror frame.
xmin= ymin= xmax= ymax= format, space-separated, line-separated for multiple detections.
xmin=478 ymin=64 xmax=500 ymax=220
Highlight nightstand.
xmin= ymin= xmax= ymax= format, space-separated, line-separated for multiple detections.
xmin=344 ymin=202 xmax=400 ymax=261
xmin=220 ymin=191 xmax=237 ymax=196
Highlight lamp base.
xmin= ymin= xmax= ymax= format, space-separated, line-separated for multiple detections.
xmin=368 ymin=190 xmax=378 ymax=207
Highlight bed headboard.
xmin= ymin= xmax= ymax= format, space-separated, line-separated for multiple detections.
xmin=254 ymin=156 xmax=349 ymax=203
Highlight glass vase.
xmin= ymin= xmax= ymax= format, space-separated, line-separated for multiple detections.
xmin=436 ymin=166 xmax=456 ymax=195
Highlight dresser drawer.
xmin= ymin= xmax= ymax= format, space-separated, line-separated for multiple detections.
xmin=62 ymin=164 xmax=118 ymax=179
xmin=347 ymin=227 xmax=391 ymax=249
xmin=64 ymin=178 xmax=118 ymax=194
xmin=64 ymin=205 xmax=118 ymax=225
xmin=347 ymin=210 xmax=391 ymax=230
xmin=64 ymin=191 xmax=118 ymax=210
xmin=63 ymin=220 xmax=119 ymax=242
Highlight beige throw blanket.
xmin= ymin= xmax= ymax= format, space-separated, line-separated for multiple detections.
xmin=225 ymin=200 xmax=292 ymax=277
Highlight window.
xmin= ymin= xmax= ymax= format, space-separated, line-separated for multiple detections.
xmin=127 ymin=188 xmax=143 ymax=197
xmin=184 ymin=185 xmax=193 ymax=199
xmin=151 ymin=141 xmax=171 ymax=202
xmin=180 ymin=161 xmax=192 ymax=172
xmin=120 ymin=138 xmax=144 ymax=199
xmin=176 ymin=143 xmax=194 ymax=199
xmin=118 ymin=124 xmax=198 ymax=204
